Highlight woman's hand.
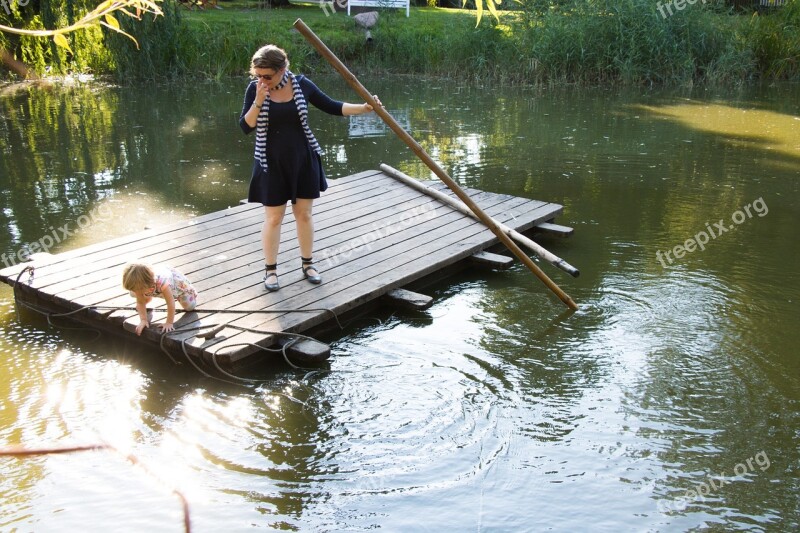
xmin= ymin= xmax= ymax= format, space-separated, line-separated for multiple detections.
xmin=363 ymin=94 xmax=382 ymax=114
xmin=255 ymin=78 xmax=270 ymax=107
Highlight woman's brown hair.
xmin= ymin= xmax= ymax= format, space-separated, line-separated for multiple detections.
xmin=250 ymin=45 xmax=289 ymax=76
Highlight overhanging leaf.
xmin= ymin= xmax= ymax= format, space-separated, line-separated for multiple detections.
xmin=0 ymin=0 xmax=163 ymax=47
xmin=53 ymin=33 xmax=73 ymax=54
xmin=463 ymin=0 xmax=499 ymax=27
xmin=105 ymin=14 xmax=121 ymax=31
xmin=487 ymin=0 xmax=499 ymax=21
xmin=99 ymin=21 xmax=140 ymax=49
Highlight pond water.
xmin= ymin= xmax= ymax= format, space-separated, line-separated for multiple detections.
xmin=0 ymin=76 xmax=798 ymax=532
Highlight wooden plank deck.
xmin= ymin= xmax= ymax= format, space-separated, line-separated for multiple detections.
xmin=0 ymin=169 xmax=568 ymax=368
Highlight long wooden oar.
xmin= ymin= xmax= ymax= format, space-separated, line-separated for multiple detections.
xmin=380 ymin=163 xmax=580 ymax=278
xmin=293 ymin=18 xmax=578 ymax=311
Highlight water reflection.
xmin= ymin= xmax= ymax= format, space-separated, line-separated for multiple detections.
xmin=632 ymin=100 xmax=800 ymax=161
xmin=1 ymin=78 xmax=799 ymax=531
xmin=0 ymin=297 xmax=333 ymax=529
xmin=348 ymin=111 xmax=411 ymax=138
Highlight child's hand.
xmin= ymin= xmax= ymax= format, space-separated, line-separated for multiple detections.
xmin=160 ymin=322 xmax=175 ymax=333
xmin=135 ymin=320 xmax=149 ymax=336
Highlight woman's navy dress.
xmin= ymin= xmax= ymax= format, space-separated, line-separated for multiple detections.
xmin=239 ymin=75 xmax=343 ymax=206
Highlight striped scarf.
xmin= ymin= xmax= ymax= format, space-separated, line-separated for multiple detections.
xmin=254 ymin=71 xmax=322 ymax=169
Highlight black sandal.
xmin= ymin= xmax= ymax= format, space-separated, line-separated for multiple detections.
xmin=301 ymin=257 xmax=321 ymax=285
xmin=264 ymin=263 xmax=279 ymax=292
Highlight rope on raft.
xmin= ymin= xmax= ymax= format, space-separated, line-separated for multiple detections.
xmin=10 ymin=265 xmax=344 ymax=382
xmin=3 ymin=266 xmax=357 ymax=533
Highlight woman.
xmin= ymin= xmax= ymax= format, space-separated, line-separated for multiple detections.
xmin=239 ymin=44 xmax=380 ymax=291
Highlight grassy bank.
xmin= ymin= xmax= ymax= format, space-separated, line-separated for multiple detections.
xmin=6 ymin=0 xmax=800 ymax=85
xmin=111 ymin=3 xmax=498 ymax=81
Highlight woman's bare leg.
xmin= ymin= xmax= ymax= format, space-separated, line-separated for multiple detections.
xmin=263 ymin=205 xmax=286 ymax=283
xmin=292 ymin=199 xmax=319 ymax=276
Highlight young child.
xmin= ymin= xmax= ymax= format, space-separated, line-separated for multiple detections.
xmin=122 ymin=263 xmax=198 ymax=335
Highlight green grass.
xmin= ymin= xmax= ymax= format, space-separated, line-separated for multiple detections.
xmin=5 ymin=0 xmax=799 ymax=85
xmin=180 ymin=4 xmax=365 ymax=78
xmin=520 ymin=1 xmax=756 ymax=86
xmin=171 ymin=4 xmax=532 ymax=81
xmin=169 ymin=0 xmax=800 ymax=85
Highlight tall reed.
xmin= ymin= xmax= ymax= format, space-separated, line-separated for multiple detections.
xmin=103 ymin=1 xmax=185 ymax=81
xmin=743 ymin=0 xmax=800 ymax=79
xmin=3 ymin=3 xmax=798 ymax=85
xmin=519 ymin=0 xmax=756 ymax=86
xmin=355 ymin=9 xmax=518 ymax=80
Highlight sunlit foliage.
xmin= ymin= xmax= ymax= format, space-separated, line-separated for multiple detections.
xmin=0 ymin=1 xmax=163 ymax=48
xmin=0 ymin=1 xmax=162 ymax=77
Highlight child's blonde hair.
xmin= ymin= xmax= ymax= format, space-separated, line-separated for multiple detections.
xmin=122 ymin=263 xmax=155 ymax=292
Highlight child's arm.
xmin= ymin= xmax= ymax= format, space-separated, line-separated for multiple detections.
xmin=135 ymin=296 xmax=149 ymax=336
xmin=160 ymin=284 xmax=176 ymax=333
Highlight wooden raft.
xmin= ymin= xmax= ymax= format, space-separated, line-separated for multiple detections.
xmin=0 ymin=169 xmax=569 ymax=367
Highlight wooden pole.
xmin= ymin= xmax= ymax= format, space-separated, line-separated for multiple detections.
xmin=380 ymin=163 xmax=580 ymax=278
xmin=293 ymin=18 xmax=578 ymax=311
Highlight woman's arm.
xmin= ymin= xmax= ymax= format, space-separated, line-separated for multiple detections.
xmin=302 ymin=76 xmax=344 ymax=116
xmin=341 ymin=101 xmax=379 ymax=116
xmin=302 ymin=76 xmax=381 ymax=117
xmin=239 ymin=81 xmax=269 ymax=133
